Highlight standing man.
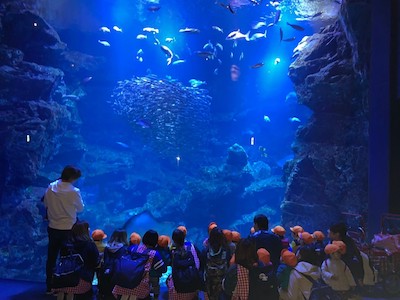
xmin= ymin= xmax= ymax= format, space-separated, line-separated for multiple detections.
xmin=43 ymin=165 xmax=84 ymax=294
xmin=250 ymin=214 xmax=283 ymax=272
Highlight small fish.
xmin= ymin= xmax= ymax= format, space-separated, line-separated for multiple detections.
xmin=230 ymin=52 xmax=234 ymax=58
xmin=82 ymin=76 xmax=93 ymax=83
xmin=203 ymin=40 xmax=214 ymax=50
xmin=286 ymin=22 xmax=305 ymax=31
xmin=214 ymin=68 xmax=219 ymax=75
xmin=212 ymin=26 xmax=224 ymax=33
xmin=239 ymin=52 xmax=244 ymax=61
xmin=153 ymin=37 xmax=160 ymax=45
xmin=274 ymin=9 xmax=281 ymax=24
xmin=289 ymin=117 xmax=301 ymax=123
xmin=215 ymin=43 xmax=223 ymax=51
xmin=113 ymin=26 xmax=123 ymax=32
xmin=137 ymin=49 xmax=144 ymax=55
xmin=189 ymin=79 xmax=206 ymax=88
xmin=136 ymin=120 xmax=151 ymax=128
xmin=99 ymin=26 xmax=111 ymax=33
xmin=270 ymin=1 xmax=280 ymax=7
xmin=263 ymin=115 xmax=271 ymax=122
xmin=98 ymin=40 xmax=111 ymax=47
xmin=283 ymin=37 xmax=296 ymax=42
xmin=279 ymin=27 xmax=283 ymax=42
xmin=194 ymin=51 xmax=214 ymax=59
xmin=226 ymin=29 xmax=250 ymax=41
xmin=251 ymin=62 xmax=264 ymax=69
xmin=160 ymin=45 xmax=173 ymax=58
xmin=219 ymin=3 xmax=235 ymax=14
xmin=252 ymin=21 xmax=266 ymax=30
xmin=172 ymin=59 xmax=186 ymax=65
xmin=285 ymin=91 xmax=297 ymax=103
xmin=136 ymin=56 xmax=144 ymax=62
xmin=143 ymin=27 xmax=159 ymax=34
xmin=147 ymin=5 xmax=161 ymax=12
xmin=312 ymin=12 xmax=323 ymax=18
xmin=136 ymin=34 xmax=147 ymax=40
xmin=165 ymin=37 xmax=176 ymax=43
xmin=250 ymin=30 xmax=267 ymax=41
xmin=179 ymin=27 xmax=200 ymax=33
xmin=116 ymin=142 xmax=130 ymax=148
xmin=62 ymin=94 xmax=79 ymax=100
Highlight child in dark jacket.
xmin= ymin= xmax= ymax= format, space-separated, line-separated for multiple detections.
xmin=150 ymin=235 xmax=171 ymax=299
xmin=277 ymin=249 xmax=298 ymax=293
xmin=53 ymin=220 xmax=99 ymax=300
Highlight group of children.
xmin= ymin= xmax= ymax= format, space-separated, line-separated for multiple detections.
xmin=54 ymin=217 xmax=373 ymax=300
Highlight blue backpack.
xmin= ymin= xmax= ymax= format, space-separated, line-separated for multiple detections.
xmin=112 ymin=250 xmax=150 ymax=289
xmin=299 ymin=272 xmax=341 ymax=300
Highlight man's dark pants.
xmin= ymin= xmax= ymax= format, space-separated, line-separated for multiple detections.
xmin=46 ymin=226 xmax=71 ymax=290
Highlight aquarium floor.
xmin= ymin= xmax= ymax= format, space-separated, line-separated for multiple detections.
xmin=0 ymin=279 xmax=397 ymax=300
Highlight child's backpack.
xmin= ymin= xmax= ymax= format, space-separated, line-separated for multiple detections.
xmin=299 ymin=272 xmax=341 ymax=300
xmin=248 ymin=263 xmax=279 ymax=300
xmin=98 ymin=246 xmax=128 ymax=297
xmin=52 ymin=244 xmax=84 ymax=289
xmin=172 ymin=244 xmax=202 ymax=293
xmin=112 ymin=249 xmax=151 ymax=289
xmin=205 ymin=247 xmax=228 ymax=298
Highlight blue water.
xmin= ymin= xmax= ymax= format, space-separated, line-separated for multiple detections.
xmin=55 ymin=0 xmax=317 ymax=242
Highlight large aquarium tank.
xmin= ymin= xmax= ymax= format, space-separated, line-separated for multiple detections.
xmin=0 ymin=0 xmax=371 ymax=281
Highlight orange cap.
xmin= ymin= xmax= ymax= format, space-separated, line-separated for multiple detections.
xmin=290 ymin=225 xmax=304 ymax=234
xmin=281 ymin=249 xmax=297 ymax=267
xmin=332 ymin=241 xmax=347 ymax=254
xmin=313 ymin=231 xmax=325 ymax=241
xmin=299 ymin=232 xmax=314 ymax=245
xmin=325 ymin=244 xmax=340 ymax=255
xmin=271 ymin=226 xmax=286 ymax=236
xmin=231 ymin=231 xmax=241 ymax=242
xmin=257 ymin=248 xmax=271 ymax=265
xmin=92 ymin=229 xmax=107 ymax=241
xmin=158 ymin=235 xmax=170 ymax=248
xmin=208 ymin=222 xmax=218 ymax=233
xmin=130 ymin=232 xmax=141 ymax=245
xmin=177 ymin=226 xmax=187 ymax=237
xmin=223 ymin=229 xmax=233 ymax=243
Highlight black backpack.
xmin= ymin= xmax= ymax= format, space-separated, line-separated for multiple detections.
xmin=248 ymin=263 xmax=279 ymax=300
xmin=172 ymin=244 xmax=202 ymax=293
xmin=52 ymin=244 xmax=84 ymax=289
xmin=112 ymin=250 xmax=151 ymax=289
xmin=205 ymin=247 xmax=228 ymax=298
xmin=299 ymin=272 xmax=341 ymax=300
xmin=98 ymin=246 xmax=128 ymax=297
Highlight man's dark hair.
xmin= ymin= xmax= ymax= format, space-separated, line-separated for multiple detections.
xmin=142 ymin=229 xmax=159 ymax=247
xmin=254 ymin=214 xmax=269 ymax=230
xmin=329 ymin=222 xmax=348 ymax=238
xmin=61 ymin=165 xmax=81 ymax=181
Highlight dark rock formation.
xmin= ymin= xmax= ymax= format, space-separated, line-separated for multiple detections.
xmin=226 ymin=143 xmax=248 ymax=169
xmin=281 ymin=0 xmax=370 ymax=232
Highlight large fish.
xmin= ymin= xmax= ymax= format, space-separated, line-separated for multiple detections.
xmin=179 ymin=27 xmax=200 ymax=33
xmin=286 ymin=22 xmax=305 ymax=31
xmin=226 ymin=29 xmax=250 ymax=41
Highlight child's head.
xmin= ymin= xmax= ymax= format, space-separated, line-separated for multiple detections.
xmin=290 ymin=225 xmax=304 ymax=239
xmin=142 ymin=229 xmax=159 ymax=248
xmin=172 ymin=228 xmax=185 ymax=247
xmin=92 ymin=229 xmax=107 ymax=241
xmin=271 ymin=225 xmax=286 ymax=237
xmin=129 ymin=232 xmax=141 ymax=245
xmin=158 ymin=235 xmax=170 ymax=248
xmin=324 ymin=244 xmax=341 ymax=259
xmin=312 ymin=230 xmax=325 ymax=242
xmin=257 ymin=248 xmax=271 ymax=265
xmin=208 ymin=222 xmax=218 ymax=234
xmin=281 ymin=249 xmax=297 ymax=267
xmin=177 ymin=225 xmax=187 ymax=238
xmin=109 ymin=229 xmax=128 ymax=246
xmin=299 ymin=232 xmax=314 ymax=245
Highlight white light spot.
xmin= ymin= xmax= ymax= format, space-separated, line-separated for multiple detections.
xmin=274 ymin=57 xmax=281 ymax=65
xmin=26 ymin=134 xmax=30 ymax=143
xmin=33 ymin=22 xmax=38 ymax=27
xmin=250 ymin=137 xmax=255 ymax=146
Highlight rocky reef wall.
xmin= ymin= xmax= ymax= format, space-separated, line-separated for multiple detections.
xmin=281 ymin=0 xmax=370 ymax=231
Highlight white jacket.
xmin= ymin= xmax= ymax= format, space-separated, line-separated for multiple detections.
xmin=287 ymin=262 xmax=321 ymax=300
xmin=44 ymin=179 xmax=84 ymax=230
xmin=321 ymin=258 xmax=356 ymax=291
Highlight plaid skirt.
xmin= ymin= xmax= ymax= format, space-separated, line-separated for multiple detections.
xmin=167 ymin=275 xmax=199 ymax=300
xmin=52 ymin=279 xmax=92 ymax=294
xmin=232 ymin=265 xmax=249 ymax=300
xmin=113 ymin=277 xmax=151 ymax=298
